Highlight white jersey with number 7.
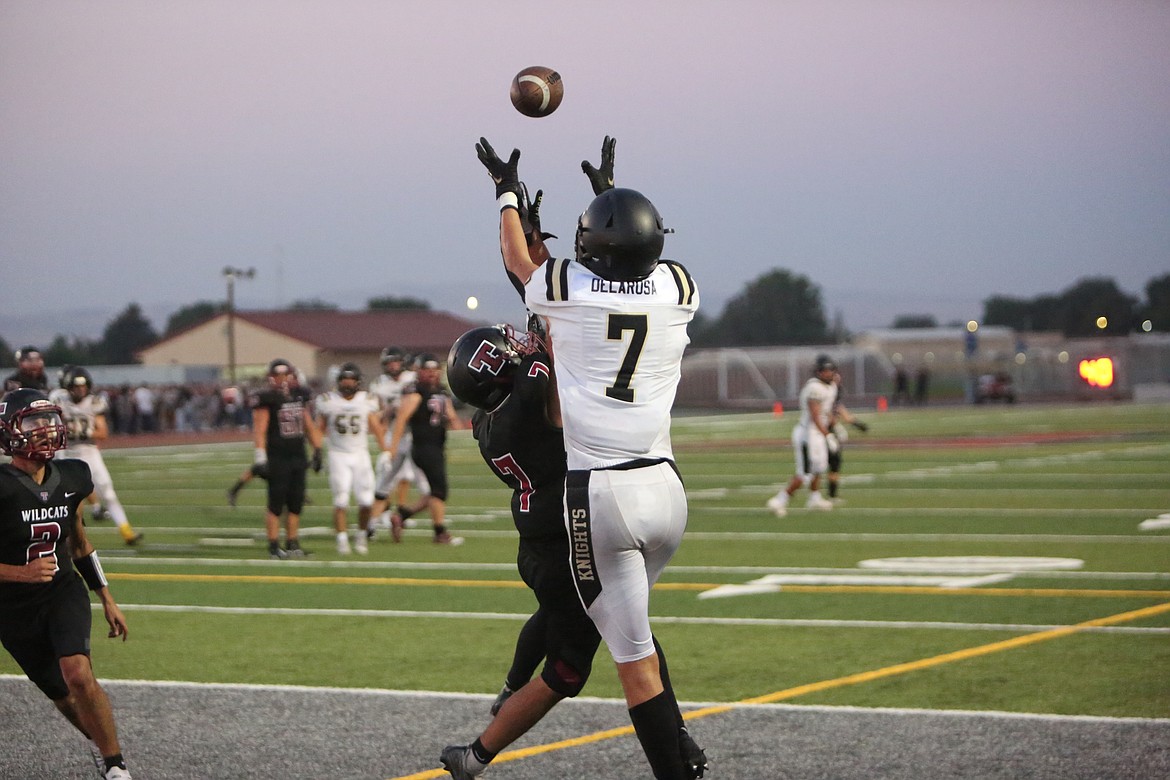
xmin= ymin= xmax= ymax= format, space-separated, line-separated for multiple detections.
xmin=525 ymin=257 xmax=698 ymax=471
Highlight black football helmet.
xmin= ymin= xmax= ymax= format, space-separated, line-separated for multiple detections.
xmin=60 ymin=366 xmax=94 ymax=401
xmin=0 ymin=388 xmax=67 ymax=461
xmin=267 ymin=359 xmax=295 ymax=389
xmin=380 ymin=346 xmax=406 ymax=372
xmin=446 ymin=326 xmax=525 ymax=413
xmin=336 ymin=362 xmax=362 ymax=397
xmin=575 ymin=188 xmax=666 ymax=282
xmin=814 ymin=354 xmax=837 ymax=379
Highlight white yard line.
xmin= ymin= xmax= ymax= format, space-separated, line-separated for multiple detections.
xmin=96 ymin=555 xmax=1170 ymax=580
xmin=97 ymin=603 xmax=1170 ymax=635
xmin=92 ymin=525 xmax=1170 ymax=543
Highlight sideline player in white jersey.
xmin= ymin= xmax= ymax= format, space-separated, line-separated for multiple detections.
xmin=468 ymin=136 xmax=702 ymax=780
xmin=767 ymin=354 xmax=838 ymax=516
xmin=367 ymin=347 xmax=428 ymax=538
xmin=49 ymin=367 xmax=143 ymax=545
xmin=314 ymin=363 xmax=386 ymax=554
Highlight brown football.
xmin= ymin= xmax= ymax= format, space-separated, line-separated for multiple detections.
xmin=510 ymin=66 xmax=564 ymax=118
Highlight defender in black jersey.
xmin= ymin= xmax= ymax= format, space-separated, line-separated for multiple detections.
xmin=459 ymin=325 xmax=601 ymax=690
xmin=440 ymin=324 xmax=706 ymax=780
xmin=0 ymin=389 xmax=134 ymax=779
xmin=388 ymin=354 xmax=466 ymax=545
xmin=249 ymin=360 xmax=324 ymax=559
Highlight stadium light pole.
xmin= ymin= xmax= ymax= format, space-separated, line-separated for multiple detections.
xmin=223 ymin=266 xmax=256 ymax=386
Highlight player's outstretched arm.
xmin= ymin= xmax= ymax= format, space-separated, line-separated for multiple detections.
xmin=500 ymin=208 xmax=536 ymax=286
xmin=476 ymin=137 xmax=539 ymax=286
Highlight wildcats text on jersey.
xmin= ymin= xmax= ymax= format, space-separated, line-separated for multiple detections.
xmin=22 ymin=505 xmax=70 ymax=523
xmin=590 ymin=278 xmax=657 ymax=295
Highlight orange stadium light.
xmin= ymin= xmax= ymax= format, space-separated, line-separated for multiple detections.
xmin=1078 ymin=357 xmax=1115 ymax=388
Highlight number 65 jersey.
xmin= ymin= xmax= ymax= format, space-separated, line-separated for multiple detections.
xmin=525 ymin=258 xmax=698 ymax=471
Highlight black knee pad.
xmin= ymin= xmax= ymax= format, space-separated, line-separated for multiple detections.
xmin=541 ymin=657 xmax=590 ymax=698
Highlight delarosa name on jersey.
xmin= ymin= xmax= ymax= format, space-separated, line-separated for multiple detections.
xmin=589 ymin=277 xmax=658 ymax=295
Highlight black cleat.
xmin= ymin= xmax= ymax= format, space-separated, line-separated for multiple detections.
xmin=680 ymin=727 xmax=709 ymax=779
xmin=440 ymin=745 xmax=477 ymax=780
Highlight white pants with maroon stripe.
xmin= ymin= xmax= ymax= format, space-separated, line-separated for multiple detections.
xmin=565 ymin=461 xmax=687 ymax=664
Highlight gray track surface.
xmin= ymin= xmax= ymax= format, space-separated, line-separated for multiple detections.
xmin=2 ymin=678 xmax=1167 ymax=780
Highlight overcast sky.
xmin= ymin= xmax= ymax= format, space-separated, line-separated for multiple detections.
xmin=2 ymin=0 xmax=1168 ymax=347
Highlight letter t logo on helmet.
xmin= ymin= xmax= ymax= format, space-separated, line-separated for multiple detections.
xmin=468 ymin=340 xmax=508 ymax=376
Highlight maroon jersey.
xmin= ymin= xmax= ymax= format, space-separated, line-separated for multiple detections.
xmin=250 ymin=385 xmax=312 ymax=462
xmin=472 ymin=352 xmax=566 ymax=541
xmin=0 ymin=459 xmax=92 ymax=608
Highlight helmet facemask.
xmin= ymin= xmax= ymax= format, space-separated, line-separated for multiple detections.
xmin=0 ymin=401 xmax=67 ymax=461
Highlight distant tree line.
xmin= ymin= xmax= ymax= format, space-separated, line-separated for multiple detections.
xmin=980 ymin=275 xmax=1169 ymax=336
xmin=3 ymin=274 xmax=1166 ymax=368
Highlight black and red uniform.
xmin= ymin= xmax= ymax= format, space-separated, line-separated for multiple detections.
xmin=472 ymin=351 xmax=600 ymax=697
xmin=0 ymin=459 xmax=94 ymax=699
xmin=407 ymin=381 xmax=456 ymax=502
xmin=250 ymin=384 xmax=313 ymax=516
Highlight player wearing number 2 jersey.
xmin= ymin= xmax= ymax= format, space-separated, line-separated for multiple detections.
xmin=466 ymin=135 xmax=704 ymax=780
xmin=0 ymin=389 xmax=135 ymax=779
xmin=315 ymin=363 xmax=386 ymax=554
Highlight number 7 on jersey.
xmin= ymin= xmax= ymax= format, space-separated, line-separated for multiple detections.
xmin=605 ymin=313 xmax=647 ymax=403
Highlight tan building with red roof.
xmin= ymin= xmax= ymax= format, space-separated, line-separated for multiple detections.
xmin=137 ymin=309 xmax=479 ymax=382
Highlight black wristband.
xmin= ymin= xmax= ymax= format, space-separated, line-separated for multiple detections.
xmin=76 ymin=551 xmax=108 ymax=591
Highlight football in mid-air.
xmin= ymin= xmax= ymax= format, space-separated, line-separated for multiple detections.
xmin=510 ymin=66 xmax=563 ymax=118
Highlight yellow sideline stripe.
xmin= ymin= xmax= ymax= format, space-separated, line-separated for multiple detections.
xmin=105 ymin=572 xmax=1170 ymax=600
xmin=387 ymin=600 xmax=1170 ymax=780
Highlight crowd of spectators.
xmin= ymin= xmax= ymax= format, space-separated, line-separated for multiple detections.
xmin=99 ymin=382 xmax=257 ymax=435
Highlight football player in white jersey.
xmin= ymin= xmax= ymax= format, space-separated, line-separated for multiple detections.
xmin=767 ymin=355 xmax=839 ymax=516
xmin=314 ymin=363 xmax=387 ymax=554
xmin=49 ymin=367 xmax=143 ymax=545
xmin=367 ymin=347 xmax=427 ymax=538
xmin=472 ymin=136 xmax=701 ymax=780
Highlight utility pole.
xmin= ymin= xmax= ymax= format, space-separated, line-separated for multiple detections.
xmin=223 ymin=266 xmax=255 ymax=385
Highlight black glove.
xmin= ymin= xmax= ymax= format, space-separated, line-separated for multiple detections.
xmin=310 ymin=448 xmax=323 ymax=473
xmin=852 ymin=420 xmax=869 ymax=433
xmin=251 ymin=461 xmax=270 ymax=480
xmin=581 ymin=135 xmax=616 ymax=196
xmin=476 ymin=137 xmax=523 ymax=202
xmin=518 ymin=183 xmax=557 ymax=246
